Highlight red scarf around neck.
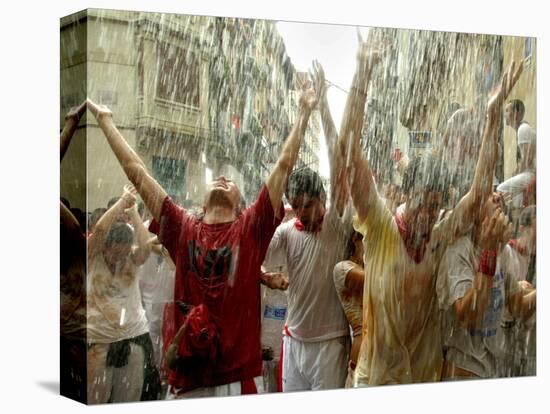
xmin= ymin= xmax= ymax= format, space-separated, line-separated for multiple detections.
xmin=394 ymin=213 xmax=428 ymax=264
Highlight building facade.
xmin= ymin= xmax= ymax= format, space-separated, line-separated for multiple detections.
xmin=60 ymin=9 xmax=315 ymax=211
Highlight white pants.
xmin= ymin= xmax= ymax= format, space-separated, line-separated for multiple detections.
xmin=87 ymin=342 xmax=145 ymax=404
xmin=166 ymin=376 xmax=263 ymax=399
xmin=282 ymin=335 xmax=350 ymax=392
xmin=497 ymin=171 xmax=534 ymax=208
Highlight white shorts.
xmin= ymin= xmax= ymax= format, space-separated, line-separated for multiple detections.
xmin=166 ymin=376 xmax=263 ymax=399
xmin=282 ymin=335 xmax=350 ymax=392
xmin=497 ymin=171 xmax=534 ymax=208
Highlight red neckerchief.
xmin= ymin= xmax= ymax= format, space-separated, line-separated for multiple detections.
xmin=294 ymin=218 xmax=322 ymax=234
xmin=508 ymin=239 xmax=526 ymax=256
xmin=394 ymin=213 xmax=428 ymax=264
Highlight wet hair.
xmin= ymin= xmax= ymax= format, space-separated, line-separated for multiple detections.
xmin=105 ymin=222 xmax=134 ymax=247
xmin=346 ymin=231 xmax=364 ymax=259
xmin=107 ymin=197 xmax=121 ymax=209
xmin=285 ymin=167 xmax=326 ymax=202
xmin=508 ymin=99 xmax=525 ymax=121
xmin=401 ymin=154 xmax=450 ymax=196
xmin=519 ymin=205 xmax=536 ymax=228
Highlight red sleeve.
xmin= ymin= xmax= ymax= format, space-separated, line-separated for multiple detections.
xmin=244 ymin=185 xmax=284 ymax=253
xmin=149 ymin=196 xmax=189 ymax=261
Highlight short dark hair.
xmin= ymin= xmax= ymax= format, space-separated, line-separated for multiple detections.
xmin=519 ymin=205 xmax=536 ymax=228
xmin=401 ymin=154 xmax=450 ymax=196
xmin=105 ymin=222 xmax=134 ymax=247
xmin=508 ymin=99 xmax=525 ymax=121
xmin=285 ymin=167 xmax=326 ymax=202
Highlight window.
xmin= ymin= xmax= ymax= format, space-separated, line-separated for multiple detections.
xmin=156 ymin=42 xmax=200 ymax=107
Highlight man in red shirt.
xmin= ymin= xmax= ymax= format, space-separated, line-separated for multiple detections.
xmin=87 ymin=82 xmax=317 ymax=398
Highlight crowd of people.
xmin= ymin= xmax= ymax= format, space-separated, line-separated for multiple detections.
xmin=60 ymin=30 xmax=536 ymax=404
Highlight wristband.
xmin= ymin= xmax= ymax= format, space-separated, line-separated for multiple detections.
xmin=478 ymin=250 xmax=497 ymax=276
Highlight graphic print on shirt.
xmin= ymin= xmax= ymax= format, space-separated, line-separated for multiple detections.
xmin=187 ymin=239 xmax=234 ymax=281
xmin=470 ymin=269 xmax=505 ymax=337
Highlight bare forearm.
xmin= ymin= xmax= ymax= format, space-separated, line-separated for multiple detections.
xmin=60 ymin=119 xmax=79 ymax=161
xmin=285 ymin=111 xmax=310 ymax=165
xmin=97 ymin=118 xmax=147 ymax=174
xmin=128 ymin=210 xmax=148 ymax=248
xmin=319 ymin=95 xmax=339 ymax=157
xmin=90 ymin=198 xmax=127 ymax=247
xmin=338 ymin=74 xmax=368 ymax=165
xmin=94 ymin=198 xmax=125 ymax=234
xmin=339 ymin=70 xmax=373 ymax=220
xmin=470 ymin=117 xmax=498 ymax=201
xmin=319 ymin=94 xmax=349 ymax=211
xmin=96 ymin=116 xmax=166 ymax=220
xmin=266 ymin=109 xmax=311 ymax=214
xmin=128 ymin=210 xmax=152 ymax=265
xmin=61 ymin=102 xmax=86 ymax=161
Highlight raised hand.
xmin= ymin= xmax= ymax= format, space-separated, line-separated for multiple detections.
xmin=86 ymin=98 xmax=113 ymax=121
xmin=310 ymin=60 xmax=328 ymax=103
xmin=487 ymin=59 xmax=524 ymax=118
xmin=262 ymin=272 xmax=289 ymax=290
xmin=124 ymin=202 xmax=139 ymax=217
xmin=121 ymin=184 xmax=138 ymax=209
xmin=298 ymin=80 xmax=318 ymax=113
xmin=479 ymin=209 xmax=512 ymax=251
xmin=356 ymin=28 xmax=387 ymax=77
xmin=65 ymin=100 xmax=87 ymax=124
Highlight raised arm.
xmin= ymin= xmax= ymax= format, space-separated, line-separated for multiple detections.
xmin=311 ymin=60 xmax=349 ymax=215
xmin=265 ymin=82 xmax=317 ymax=217
xmin=88 ymin=185 xmax=137 ymax=256
xmin=60 ymin=201 xmax=82 ymax=238
xmin=451 ymin=61 xmax=524 ymax=232
xmin=87 ymin=100 xmax=168 ymax=221
xmin=60 ymin=101 xmax=86 ymax=162
xmin=452 ymin=210 xmax=509 ymax=330
xmin=337 ymin=30 xmax=384 ymax=222
xmin=126 ymin=202 xmax=153 ymax=266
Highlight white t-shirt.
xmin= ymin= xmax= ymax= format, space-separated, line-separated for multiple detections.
xmin=87 ymin=252 xmax=149 ymax=344
xmin=517 ymin=122 xmax=536 ymax=171
xmin=436 ymin=237 xmax=521 ymax=378
xmin=353 ymin=189 xmax=458 ymax=385
xmin=333 ymin=260 xmax=363 ymax=338
xmin=138 ymin=221 xmax=176 ymax=310
xmin=267 ymin=205 xmax=352 ymax=341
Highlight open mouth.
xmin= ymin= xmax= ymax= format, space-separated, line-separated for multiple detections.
xmin=214 ymin=182 xmax=228 ymax=190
